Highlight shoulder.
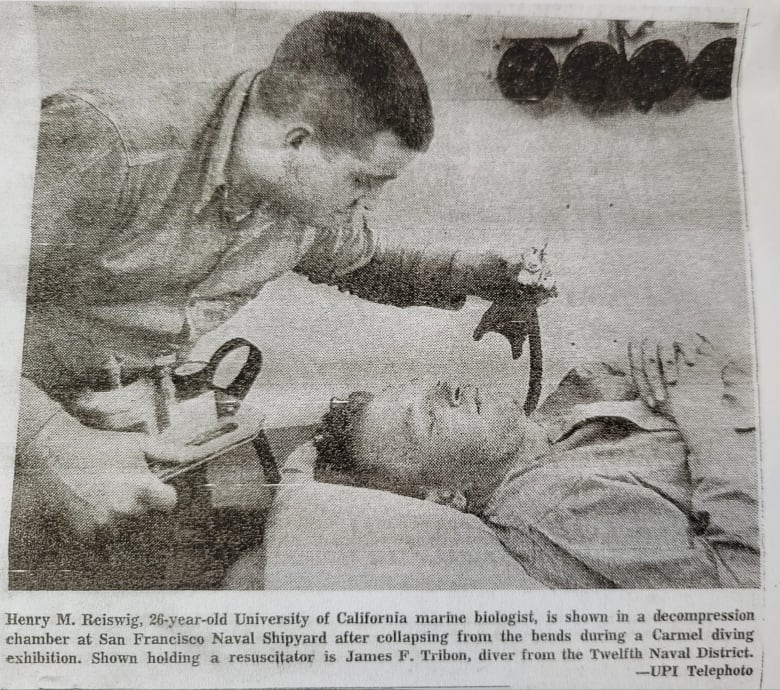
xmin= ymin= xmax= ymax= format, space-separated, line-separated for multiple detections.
xmin=40 ymin=79 xmax=227 ymax=168
xmin=35 ymin=93 xmax=128 ymax=187
xmin=39 ymin=92 xmax=123 ymax=155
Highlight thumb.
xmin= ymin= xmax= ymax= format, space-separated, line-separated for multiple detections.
xmin=474 ymin=307 xmax=498 ymax=341
xmin=138 ymin=476 xmax=177 ymax=512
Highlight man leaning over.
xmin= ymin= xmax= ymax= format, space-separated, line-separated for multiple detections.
xmin=13 ymin=12 xmax=552 ymax=570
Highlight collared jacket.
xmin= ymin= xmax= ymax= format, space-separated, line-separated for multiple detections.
xmin=19 ymin=71 xmax=468 ymax=448
xmin=484 ymin=363 xmax=760 ymax=588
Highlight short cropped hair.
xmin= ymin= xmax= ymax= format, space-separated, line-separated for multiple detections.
xmin=313 ymin=391 xmax=374 ymax=480
xmin=259 ymin=12 xmax=434 ymax=151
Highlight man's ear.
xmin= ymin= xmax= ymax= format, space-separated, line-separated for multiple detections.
xmin=285 ymin=124 xmax=314 ymax=149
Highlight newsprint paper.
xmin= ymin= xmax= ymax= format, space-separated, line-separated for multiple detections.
xmin=0 ymin=0 xmax=779 ymax=688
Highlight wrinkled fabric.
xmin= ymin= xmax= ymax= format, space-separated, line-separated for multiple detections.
xmin=483 ymin=362 xmax=760 ymax=588
xmin=229 ymin=482 xmax=546 ymax=590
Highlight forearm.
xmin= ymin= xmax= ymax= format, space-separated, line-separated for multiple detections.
xmin=449 ymin=250 xmax=510 ymax=302
xmin=296 ymin=209 xmax=551 ymax=310
xmin=328 ymin=245 xmax=509 ymax=309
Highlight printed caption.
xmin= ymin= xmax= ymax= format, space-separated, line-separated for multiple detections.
xmin=3 ymin=606 xmax=757 ymax=680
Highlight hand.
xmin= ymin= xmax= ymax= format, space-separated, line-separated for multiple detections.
xmin=473 ymin=246 xmax=557 ymax=359
xmin=21 ymin=414 xmax=177 ymax=539
xmin=71 ymin=379 xmax=157 ymax=432
xmin=487 ymin=245 xmax=555 ymax=296
xmin=511 ymin=245 xmax=556 ymax=290
xmin=143 ymin=407 xmax=265 ymax=467
xmin=473 ymin=296 xmax=540 ymax=359
xmin=628 ymin=334 xmax=755 ymax=443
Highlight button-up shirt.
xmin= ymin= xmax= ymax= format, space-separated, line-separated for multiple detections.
xmin=20 ymin=71 xmax=468 ymax=447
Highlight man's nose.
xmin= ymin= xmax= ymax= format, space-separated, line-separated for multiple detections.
xmin=350 ymin=196 xmax=374 ymax=213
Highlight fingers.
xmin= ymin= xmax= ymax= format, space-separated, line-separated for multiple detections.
xmin=423 ymin=488 xmax=468 ymax=512
xmin=722 ymin=359 xmax=752 ymax=388
xmin=137 ymin=477 xmax=177 ymax=512
xmin=102 ymin=475 xmax=176 ymax=518
xmin=513 ymin=246 xmax=555 ymax=290
xmin=628 ymin=341 xmax=656 ymax=408
xmin=644 ymin=332 xmax=735 ymax=393
xmin=629 ymin=338 xmax=674 ymax=408
xmin=673 ymin=340 xmax=696 ymax=368
xmin=72 ymin=384 xmax=156 ymax=431
xmin=674 ymin=334 xmax=722 ymax=386
xmin=658 ymin=343 xmax=678 ymax=385
xmin=694 ymin=332 xmax=716 ymax=356
xmin=473 ymin=302 xmax=500 ymax=342
xmin=642 ymin=339 xmax=667 ymax=405
xmin=628 ymin=339 xmax=666 ymax=408
xmin=75 ymin=477 xmax=176 ymax=540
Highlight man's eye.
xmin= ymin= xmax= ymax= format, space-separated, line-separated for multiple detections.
xmin=444 ymin=385 xmax=462 ymax=408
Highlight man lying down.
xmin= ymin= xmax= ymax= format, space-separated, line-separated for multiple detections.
xmin=226 ymin=335 xmax=759 ymax=590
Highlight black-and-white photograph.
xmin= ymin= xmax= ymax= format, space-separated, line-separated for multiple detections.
xmin=9 ymin=5 xmax=758 ymax=591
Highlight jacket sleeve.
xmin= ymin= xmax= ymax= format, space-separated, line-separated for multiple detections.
xmin=294 ymin=210 xmax=478 ymax=310
xmin=27 ymin=93 xmax=129 ymax=304
xmin=20 ymin=93 xmax=129 ymax=451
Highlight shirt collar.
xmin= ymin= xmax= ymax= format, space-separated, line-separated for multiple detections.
xmin=541 ymin=400 xmax=678 ymax=444
xmin=194 ymin=70 xmax=260 ymax=216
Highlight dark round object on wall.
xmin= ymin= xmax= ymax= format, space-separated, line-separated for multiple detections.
xmin=496 ymin=40 xmax=559 ymax=103
xmin=560 ymin=41 xmax=621 ymax=106
xmin=689 ymin=37 xmax=737 ymax=100
xmin=624 ymin=40 xmax=688 ymax=112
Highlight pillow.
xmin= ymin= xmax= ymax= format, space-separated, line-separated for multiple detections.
xmin=224 ymin=482 xmax=546 ymax=589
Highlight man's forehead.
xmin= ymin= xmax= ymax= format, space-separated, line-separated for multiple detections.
xmin=375 ymin=379 xmax=427 ymax=399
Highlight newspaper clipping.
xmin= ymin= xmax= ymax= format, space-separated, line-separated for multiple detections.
xmin=0 ymin=1 xmax=778 ymax=688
